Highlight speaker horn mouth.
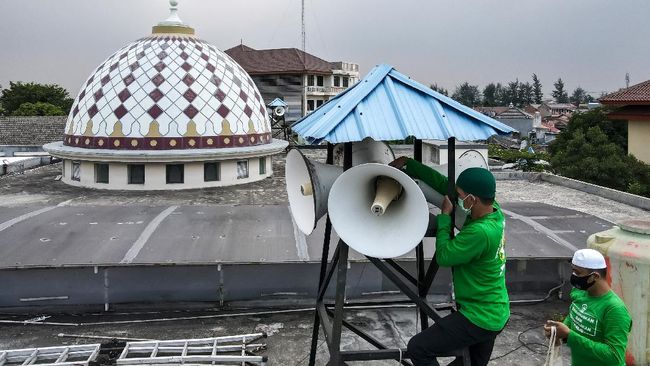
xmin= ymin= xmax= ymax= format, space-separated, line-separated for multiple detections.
xmin=371 ymin=176 xmax=402 ymax=216
xmin=300 ymin=182 xmax=313 ymax=196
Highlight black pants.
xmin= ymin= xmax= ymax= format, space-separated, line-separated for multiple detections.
xmin=407 ymin=311 xmax=501 ymax=366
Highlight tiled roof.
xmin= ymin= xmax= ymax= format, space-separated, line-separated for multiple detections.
xmin=0 ymin=116 xmax=66 ymax=145
xmin=224 ymin=44 xmax=333 ymax=75
xmin=600 ymin=80 xmax=650 ymax=104
xmin=475 ymin=106 xmax=510 ymax=115
xmin=545 ymin=103 xmax=576 ymax=110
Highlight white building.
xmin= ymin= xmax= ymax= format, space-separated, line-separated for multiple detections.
xmin=44 ymin=2 xmax=287 ymax=190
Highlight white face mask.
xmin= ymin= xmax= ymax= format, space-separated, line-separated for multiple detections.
xmin=457 ymin=194 xmax=474 ymax=214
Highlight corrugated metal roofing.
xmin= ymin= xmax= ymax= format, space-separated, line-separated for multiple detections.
xmin=267 ymin=98 xmax=288 ymax=107
xmin=292 ymin=64 xmax=516 ymax=144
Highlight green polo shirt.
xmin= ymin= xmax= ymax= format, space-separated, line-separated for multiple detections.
xmin=404 ymin=159 xmax=510 ymax=331
xmin=563 ymin=288 xmax=632 ymax=366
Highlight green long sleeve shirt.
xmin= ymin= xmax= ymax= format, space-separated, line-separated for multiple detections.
xmin=562 ymin=288 xmax=632 ymax=366
xmin=404 ymin=159 xmax=510 ymax=331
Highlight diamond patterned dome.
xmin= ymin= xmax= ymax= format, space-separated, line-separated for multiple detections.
xmin=64 ymin=32 xmax=271 ymax=150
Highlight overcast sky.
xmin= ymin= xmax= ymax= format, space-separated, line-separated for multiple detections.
xmin=1 ymin=0 xmax=649 ymax=100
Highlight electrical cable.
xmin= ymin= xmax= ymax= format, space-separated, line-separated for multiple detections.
xmin=489 ymin=325 xmax=549 ymax=361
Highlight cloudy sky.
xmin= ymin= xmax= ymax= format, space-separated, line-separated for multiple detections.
xmin=1 ymin=0 xmax=649 ymax=99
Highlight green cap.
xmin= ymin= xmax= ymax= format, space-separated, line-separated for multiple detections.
xmin=456 ymin=167 xmax=496 ymax=198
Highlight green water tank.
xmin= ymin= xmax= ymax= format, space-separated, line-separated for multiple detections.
xmin=588 ymin=218 xmax=650 ymax=366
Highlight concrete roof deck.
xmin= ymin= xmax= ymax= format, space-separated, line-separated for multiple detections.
xmin=0 ymin=301 xmax=571 ymax=365
xmin=0 ymin=146 xmax=645 ymax=268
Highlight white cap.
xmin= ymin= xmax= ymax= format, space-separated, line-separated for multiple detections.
xmin=572 ymin=249 xmax=606 ymax=269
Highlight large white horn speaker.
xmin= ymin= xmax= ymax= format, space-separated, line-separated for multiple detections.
xmin=286 ymin=149 xmax=343 ymax=235
xmin=332 ymin=137 xmax=395 ymax=166
xmin=415 ymin=180 xmax=467 ymax=230
xmin=416 ymin=149 xmax=489 ymax=230
xmin=328 ymin=163 xmax=429 ymax=258
xmin=431 ymin=149 xmax=489 ymax=179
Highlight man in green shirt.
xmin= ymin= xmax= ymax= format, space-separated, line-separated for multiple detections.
xmin=391 ymin=157 xmax=510 ymax=366
xmin=545 ymin=248 xmax=632 ymax=366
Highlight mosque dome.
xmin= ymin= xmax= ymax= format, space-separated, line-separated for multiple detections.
xmin=44 ymin=1 xmax=287 ymax=190
xmin=63 ymin=7 xmax=271 ymax=151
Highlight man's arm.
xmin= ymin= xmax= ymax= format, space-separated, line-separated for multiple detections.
xmin=403 ymin=159 xmax=449 ymax=196
xmin=566 ymin=305 xmax=631 ymax=365
xmin=435 ymin=214 xmax=485 ymax=266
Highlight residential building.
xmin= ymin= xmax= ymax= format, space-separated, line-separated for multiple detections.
xmin=537 ymin=102 xmax=576 ymax=118
xmin=476 ymin=104 xmax=540 ymax=138
xmin=225 ymin=45 xmax=359 ymax=122
xmin=600 ymin=79 xmax=650 ymax=164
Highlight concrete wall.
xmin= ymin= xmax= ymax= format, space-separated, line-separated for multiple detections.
xmin=496 ymin=118 xmax=534 ymax=136
xmin=1 ymin=157 xmax=42 ymax=175
xmin=0 ymin=145 xmax=47 ymax=157
xmin=628 ymin=120 xmax=650 ymax=164
xmin=60 ymin=157 xmax=273 ymax=190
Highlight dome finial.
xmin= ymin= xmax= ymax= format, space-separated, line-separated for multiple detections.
xmin=159 ymin=0 xmax=185 ymax=26
xmin=152 ymin=0 xmax=194 ymax=35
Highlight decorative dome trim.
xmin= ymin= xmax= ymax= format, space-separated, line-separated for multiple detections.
xmin=62 ymin=132 xmax=272 ymax=150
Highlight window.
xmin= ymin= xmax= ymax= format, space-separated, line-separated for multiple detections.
xmin=128 ymin=164 xmax=145 ymax=184
xmin=204 ymin=162 xmax=220 ymax=182
xmin=71 ymin=161 xmax=81 ymax=181
xmin=307 ymin=100 xmax=315 ymax=111
xmin=333 ymin=76 xmax=340 ymax=87
xmin=259 ymin=157 xmax=266 ymax=175
xmin=307 ymin=75 xmax=315 ymax=86
xmin=342 ymin=77 xmax=349 ymax=88
xmin=316 ymin=100 xmax=324 ymax=108
xmin=62 ymin=160 xmax=66 ymax=177
xmin=237 ymin=160 xmax=249 ymax=179
xmin=95 ymin=163 xmax=109 ymax=184
xmin=166 ymin=164 xmax=184 ymax=184
xmin=316 ymin=76 xmax=324 ymax=86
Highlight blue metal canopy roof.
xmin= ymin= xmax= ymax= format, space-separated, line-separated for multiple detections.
xmin=292 ymin=64 xmax=516 ymax=144
xmin=267 ymin=98 xmax=288 ymax=108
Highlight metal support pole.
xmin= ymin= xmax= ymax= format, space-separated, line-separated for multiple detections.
xmin=368 ymin=257 xmax=441 ymax=321
xmin=447 ymin=137 xmax=456 ymax=235
xmin=413 ymin=139 xmax=428 ymax=330
xmin=329 ymin=142 xmax=353 ymax=365
xmin=308 ymin=143 xmax=335 ymax=366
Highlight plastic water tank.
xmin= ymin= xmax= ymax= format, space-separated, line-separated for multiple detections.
xmin=588 ymin=218 xmax=650 ymax=366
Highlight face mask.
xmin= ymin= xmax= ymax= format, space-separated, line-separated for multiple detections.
xmin=457 ymin=194 xmax=474 ymax=214
xmin=570 ymin=272 xmax=596 ymax=290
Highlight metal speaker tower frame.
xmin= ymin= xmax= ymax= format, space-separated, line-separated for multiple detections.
xmin=307 ymin=138 xmax=471 ymax=365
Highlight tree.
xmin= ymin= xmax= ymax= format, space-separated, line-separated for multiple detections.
xmin=451 ymin=82 xmax=481 ymax=107
xmin=12 ymin=102 xmax=65 ymax=116
xmin=518 ymin=82 xmax=534 ymax=106
xmin=505 ymin=79 xmax=520 ymax=106
xmin=552 ymin=78 xmax=569 ymax=103
xmin=429 ymin=83 xmax=449 ymax=96
xmin=482 ymin=83 xmax=498 ymax=106
xmin=570 ymin=86 xmax=588 ymax=106
xmin=0 ymin=82 xmax=73 ymax=116
xmin=494 ymin=83 xmax=507 ymax=106
xmin=548 ymin=108 xmax=650 ymax=197
xmin=532 ymin=74 xmax=543 ymax=104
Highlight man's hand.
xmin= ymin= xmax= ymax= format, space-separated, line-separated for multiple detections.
xmin=544 ymin=320 xmax=570 ymax=341
xmin=441 ymin=195 xmax=453 ymax=215
xmin=389 ymin=156 xmax=409 ymax=170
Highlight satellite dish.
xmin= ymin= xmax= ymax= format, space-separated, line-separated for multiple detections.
xmin=273 ymin=106 xmax=286 ymax=117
